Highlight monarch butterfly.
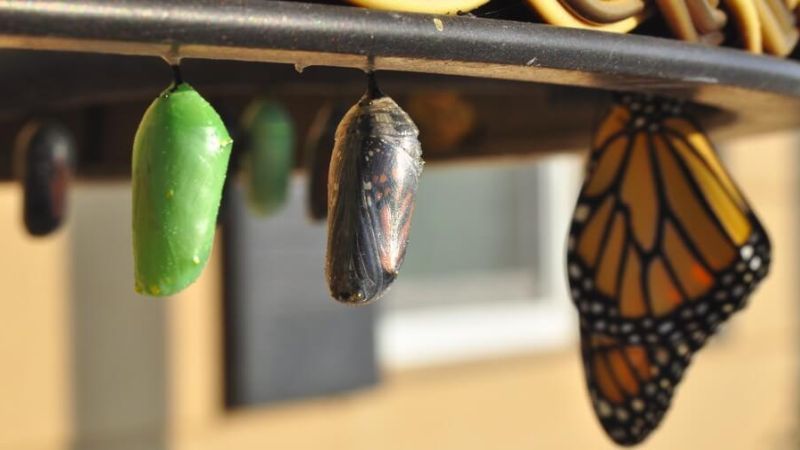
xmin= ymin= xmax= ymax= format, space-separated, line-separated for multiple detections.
xmin=567 ymin=94 xmax=770 ymax=445
xmin=14 ymin=120 xmax=75 ymax=237
xmin=325 ymin=74 xmax=424 ymax=304
xmin=132 ymin=67 xmax=233 ymax=297
xmin=240 ymin=99 xmax=295 ymax=216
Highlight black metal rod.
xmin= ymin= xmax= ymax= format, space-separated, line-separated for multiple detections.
xmin=0 ymin=0 xmax=800 ymax=113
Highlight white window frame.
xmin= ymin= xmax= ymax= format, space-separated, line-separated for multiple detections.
xmin=377 ymin=155 xmax=584 ymax=369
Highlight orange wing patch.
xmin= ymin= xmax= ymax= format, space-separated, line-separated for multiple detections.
xmin=620 ymin=246 xmax=647 ymax=318
xmin=595 ymin=213 xmax=626 ymax=297
xmin=621 ymin=134 xmax=659 ymax=251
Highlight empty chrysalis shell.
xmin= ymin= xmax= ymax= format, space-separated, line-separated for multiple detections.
xmin=240 ymin=99 xmax=295 ymax=216
xmin=325 ymin=77 xmax=424 ymax=304
xmin=132 ymin=82 xmax=233 ymax=297
xmin=14 ymin=120 xmax=75 ymax=237
xmin=305 ymin=102 xmax=348 ymax=222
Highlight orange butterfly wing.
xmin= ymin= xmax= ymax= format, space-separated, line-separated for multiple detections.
xmin=568 ymin=95 xmax=771 ymax=445
xmin=581 ymin=329 xmax=691 ymax=446
xmin=568 ymin=95 xmax=770 ymax=344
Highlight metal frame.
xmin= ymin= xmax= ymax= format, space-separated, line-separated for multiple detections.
xmin=1 ymin=0 xmax=800 ymax=115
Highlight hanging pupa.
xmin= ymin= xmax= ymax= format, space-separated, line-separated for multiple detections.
xmin=14 ymin=120 xmax=76 ymax=237
xmin=132 ymin=66 xmax=233 ymax=297
xmin=240 ymin=99 xmax=295 ymax=216
xmin=305 ymin=102 xmax=348 ymax=222
xmin=325 ymin=73 xmax=424 ymax=304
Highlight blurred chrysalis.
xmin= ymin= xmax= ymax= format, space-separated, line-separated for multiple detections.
xmin=240 ymin=99 xmax=295 ymax=216
xmin=14 ymin=120 xmax=75 ymax=237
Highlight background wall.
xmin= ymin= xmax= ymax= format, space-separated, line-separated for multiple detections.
xmin=0 ymin=130 xmax=796 ymax=450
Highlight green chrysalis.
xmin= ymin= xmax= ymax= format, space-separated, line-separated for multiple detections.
xmin=132 ymin=81 xmax=233 ymax=296
xmin=240 ymin=99 xmax=295 ymax=216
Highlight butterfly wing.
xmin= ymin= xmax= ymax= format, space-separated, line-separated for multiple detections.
xmin=581 ymin=328 xmax=692 ymax=446
xmin=568 ymin=96 xmax=770 ymax=346
xmin=568 ymin=95 xmax=771 ymax=444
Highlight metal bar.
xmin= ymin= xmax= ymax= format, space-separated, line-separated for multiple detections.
xmin=0 ymin=0 xmax=799 ymax=116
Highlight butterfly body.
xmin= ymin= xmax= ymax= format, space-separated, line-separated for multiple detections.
xmin=568 ymin=94 xmax=771 ymax=445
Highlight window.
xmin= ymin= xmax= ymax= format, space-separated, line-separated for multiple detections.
xmin=378 ymin=154 xmax=583 ymax=368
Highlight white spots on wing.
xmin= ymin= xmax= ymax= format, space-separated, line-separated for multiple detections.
xmin=654 ymin=349 xmax=669 ymax=365
xmin=721 ymin=273 xmax=734 ymax=285
xmin=568 ymin=263 xmax=582 ymax=279
xmin=597 ymin=399 xmax=613 ymax=418
xmin=694 ymin=302 xmax=708 ymax=315
xmin=567 ymin=235 xmax=576 ymax=251
xmin=574 ymin=204 xmax=590 ymax=222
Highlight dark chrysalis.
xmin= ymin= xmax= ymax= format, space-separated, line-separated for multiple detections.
xmin=305 ymin=102 xmax=348 ymax=222
xmin=14 ymin=120 xmax=76 ymax=237
xmin=325 ymin=74 xmax=424 ymax=304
